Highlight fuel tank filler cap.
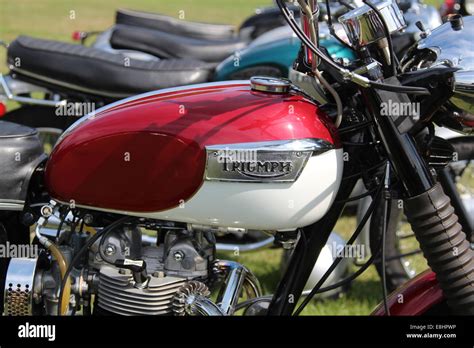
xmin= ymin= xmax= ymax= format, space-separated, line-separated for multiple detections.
xmin=250 ymin=76 xmax=291 ymax=94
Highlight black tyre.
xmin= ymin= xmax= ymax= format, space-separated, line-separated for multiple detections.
xmin=370 ymin=136 xmax=474 ymax=292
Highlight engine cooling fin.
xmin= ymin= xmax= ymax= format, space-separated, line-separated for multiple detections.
xmin=172 ymin=281 xmax=211 ymax=316
xmin=97 ymin=266 xmax=186 ymax=316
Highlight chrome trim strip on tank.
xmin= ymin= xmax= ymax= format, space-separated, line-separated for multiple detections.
xmin=205 ymin=138 xmax=334 ymax=183
xmin=206 ymin=138 xmax=334 ymax=154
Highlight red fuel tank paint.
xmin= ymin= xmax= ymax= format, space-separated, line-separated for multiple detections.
xmin=45 ymin=82 xmax=339 ymax=212
xmin=372 ymin=271 xmax=444 ymax=315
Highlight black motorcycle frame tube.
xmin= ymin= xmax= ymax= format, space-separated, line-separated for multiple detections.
xmin=267 ymin=174 xmax=360 ymax=315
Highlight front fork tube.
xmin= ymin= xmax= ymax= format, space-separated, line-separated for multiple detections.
xmin=267 ymin=175 xmax=359 ymax=315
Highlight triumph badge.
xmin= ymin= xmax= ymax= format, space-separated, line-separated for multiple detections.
xmin=205 ymin=139 xmax=333 ymax=183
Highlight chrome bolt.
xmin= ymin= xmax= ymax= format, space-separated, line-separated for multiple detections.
xmin=83 ymin=214 xmax=93 ymax=225
xmin=104 ymin=244 xmax=116 ymax=256
xmin=173 ymin=251 xmax=185 ymax=262
xmin=281 ymin=240 xmax=297 ymax=250
xmin=152 ymin=271 xmax=165 ymax=278
xmin=40 ymin=205 xmax=53 ymax=218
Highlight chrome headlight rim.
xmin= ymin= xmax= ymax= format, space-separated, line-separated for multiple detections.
xmin=463 ymin=0 xmax=474 ymax=14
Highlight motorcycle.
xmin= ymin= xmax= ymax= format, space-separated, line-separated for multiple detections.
xmin=1 ymin=0 xmax=474 ymax=317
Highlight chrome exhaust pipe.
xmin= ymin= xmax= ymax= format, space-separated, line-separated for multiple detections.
xmin=214 ymin=260 xmax=262 ymax=315
xmin=186 ymin=295 xmax=227 ymax=316
xmin=183 ymin=260 xmax=262 ymax=316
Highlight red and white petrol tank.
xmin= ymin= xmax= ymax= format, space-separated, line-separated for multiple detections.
xmin=45 ymin=79 xmax=343 ymax=231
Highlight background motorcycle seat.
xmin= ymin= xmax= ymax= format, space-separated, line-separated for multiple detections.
xmin=7 ymin=36 xmax=214 ymax=98
xmin=116 ymin=8 xmax=237 ymax=41
xmin=110 ymin=24 xmax=247 ymax=63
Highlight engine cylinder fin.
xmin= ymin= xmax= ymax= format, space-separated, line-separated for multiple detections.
xmin=97 ymin=266 xmax=186 ymax=316
xmin=99 ymin=278 xmax=183 ymax=298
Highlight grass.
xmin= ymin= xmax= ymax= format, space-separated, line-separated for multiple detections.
xmin=0 ymin=0 xmax=447 ymax=315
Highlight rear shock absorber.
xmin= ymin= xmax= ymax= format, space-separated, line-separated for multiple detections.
xmin=404 ymin=183 xmax=474 ymax=315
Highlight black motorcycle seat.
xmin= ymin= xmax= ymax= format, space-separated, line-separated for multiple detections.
xmin=116 ymin=9 xmax=237 ymax=41
xmin=0 ymin=121 xmax=45 ymax=210
xmin=110 ymin=24 xmax=247 ymax=63
xmin=7 ymin=36 xmax=215 ymax=98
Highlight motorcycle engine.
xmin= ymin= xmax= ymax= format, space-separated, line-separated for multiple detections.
xmin=91 ymin=226 xmax=215 ymax=316
xmin=3 ymin=223 xmax=216 ymax=316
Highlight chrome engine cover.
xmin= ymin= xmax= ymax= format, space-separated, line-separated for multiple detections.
xmin=3 ymin=258 xmax=39 ymax=316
